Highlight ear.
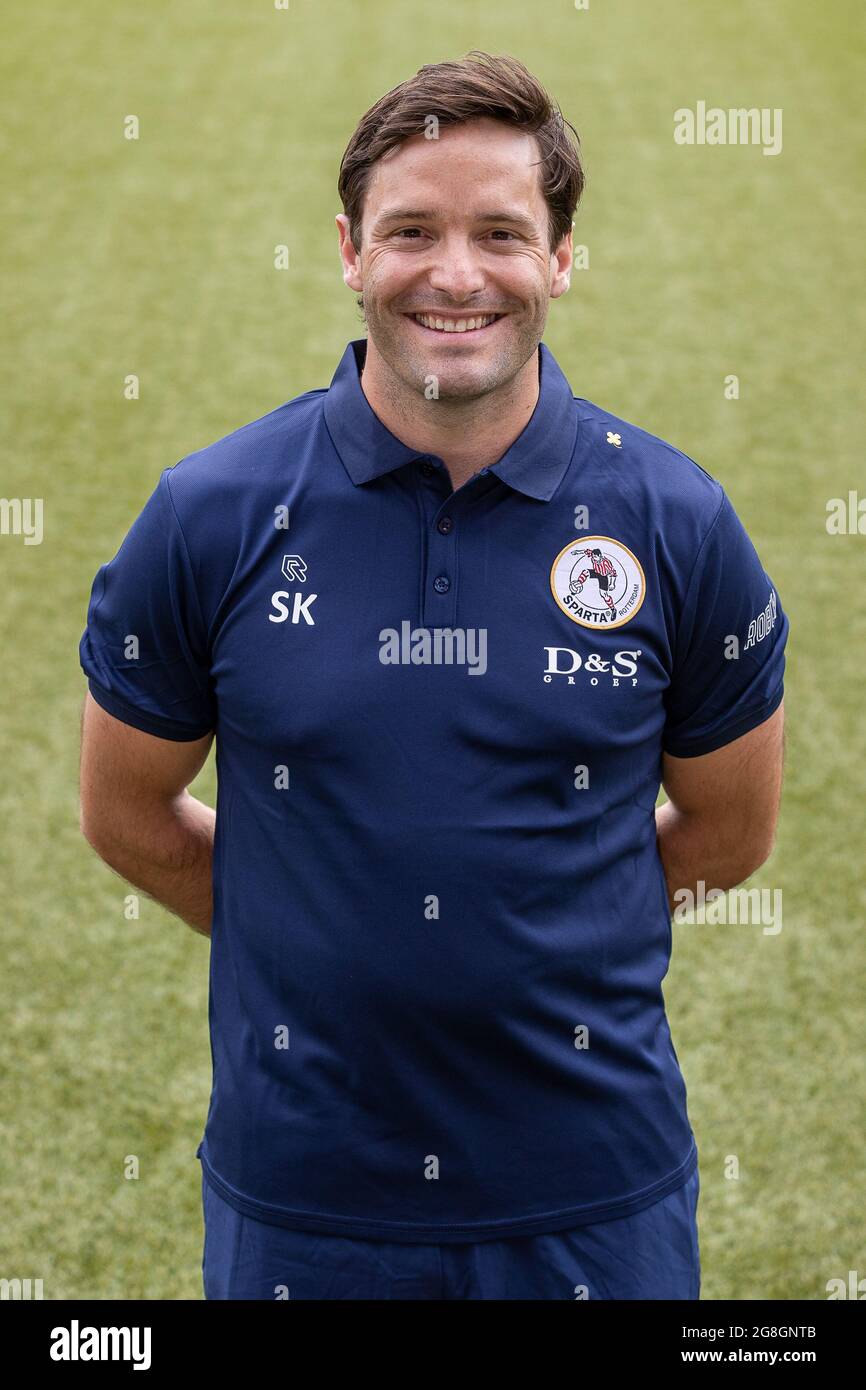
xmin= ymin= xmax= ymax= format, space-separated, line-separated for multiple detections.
xmin=549 ymin=224 xmax=573 ymax=300
xmin=336 ymin=213 xmax=364 ymax=294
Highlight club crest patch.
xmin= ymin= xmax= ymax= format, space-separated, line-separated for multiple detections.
xmin=550 ymin=535 xmax=646 ymax=630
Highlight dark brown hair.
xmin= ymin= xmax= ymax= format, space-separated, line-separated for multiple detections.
xmin=338 ymin=51 xmax=585 ymax=255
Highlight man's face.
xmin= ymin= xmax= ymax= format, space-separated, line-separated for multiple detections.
xmin=336 ymin=117 xmax=572 ymax=400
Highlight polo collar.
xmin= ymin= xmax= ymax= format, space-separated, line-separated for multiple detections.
xmin=323 ymin=337 xmax=578 ymax=502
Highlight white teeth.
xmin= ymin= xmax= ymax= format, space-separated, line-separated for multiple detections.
xmin=414 ymin=313 xmax=498 ymax=333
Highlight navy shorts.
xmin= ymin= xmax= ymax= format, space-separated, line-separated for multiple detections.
xmin=201 ymin=1165 xmax=701 ymax=1300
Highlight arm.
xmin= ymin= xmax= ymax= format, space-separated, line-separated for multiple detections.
xmin=79 ymin=691 xmax=216 ymax=937
xmin=655 ymin=700 xmax=785 ymax=916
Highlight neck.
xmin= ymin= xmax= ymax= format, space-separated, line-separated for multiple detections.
xmin=359 ymin=338 xmax=541 ymax=491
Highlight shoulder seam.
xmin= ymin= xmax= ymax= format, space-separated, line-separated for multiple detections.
xmin=160 ymin=466 xmax=212 ymax=693
xmin=673 ymin=482 xmax=728 ymax=662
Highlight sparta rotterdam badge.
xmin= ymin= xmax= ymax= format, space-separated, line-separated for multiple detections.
xmin=550 ymin=536 xmax=646 ymax=630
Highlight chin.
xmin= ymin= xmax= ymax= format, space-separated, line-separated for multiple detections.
xmin=426 ymin=362 xmax=509 ymax=401
xmin=371 ymin=317 xmax=521 ymax=398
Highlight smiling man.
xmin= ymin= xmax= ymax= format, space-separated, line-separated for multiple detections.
xmin=78 ymin=52 xmax=788 ymax=1300
xmin=336 ymin=88 xmax=573 ymax=492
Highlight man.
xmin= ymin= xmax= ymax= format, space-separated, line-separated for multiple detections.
xmin=572 ymin=547 xmax=618 ymax=617
xmin=78 ymin=52 xmax=787 ymax=1300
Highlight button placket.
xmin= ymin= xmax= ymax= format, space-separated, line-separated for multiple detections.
xmin=415 ymin=458 xmax=458 ymax=627
xmin=425 ymin=519 xmax=458 ymax=625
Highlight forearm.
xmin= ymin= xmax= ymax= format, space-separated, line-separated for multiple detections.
xmin=655 ymin=799 xmax=758 ymax=918
xmin=85 ymin=790 xmax=215 ymax=937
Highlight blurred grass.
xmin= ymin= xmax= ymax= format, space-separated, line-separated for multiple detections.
xmin=1 ymin=0 xmax=863 ymax=1299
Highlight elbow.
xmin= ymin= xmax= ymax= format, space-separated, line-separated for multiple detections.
xmin=79 ymin=792 xmax=97 ymax=846
xmin=725 ymin=824 xmax=779 ymax=887
xmin=79 ymin=799 xmax=119 ymax=862
xmin=80 ymin=817 xmax=106 ymax=860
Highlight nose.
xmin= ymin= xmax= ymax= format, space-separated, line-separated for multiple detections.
xmin=426 ymin=234 xmax=487 ymax=302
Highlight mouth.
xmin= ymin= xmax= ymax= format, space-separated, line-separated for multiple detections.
xmin=405 ymin=311 xmax=506 ymax=338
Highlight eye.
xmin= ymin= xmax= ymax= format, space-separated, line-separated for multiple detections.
xmin=394 ymin=227 xmax=427 ymax=239
xmin=486 ymin=229 xmax=519 ymax=241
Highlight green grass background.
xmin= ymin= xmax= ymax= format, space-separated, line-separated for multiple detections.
xmin=1 ymin=0 xmax=863 ymax=1299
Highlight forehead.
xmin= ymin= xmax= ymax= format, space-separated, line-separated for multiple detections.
xmin=366 ymin=117 xmax=545 ymax=213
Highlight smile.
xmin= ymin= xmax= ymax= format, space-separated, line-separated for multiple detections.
xmin=408 ymin=312 xmax=505 ymax=335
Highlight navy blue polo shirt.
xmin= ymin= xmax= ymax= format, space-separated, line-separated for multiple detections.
xmin=79 ymin=338 xmax=788 ymax=1242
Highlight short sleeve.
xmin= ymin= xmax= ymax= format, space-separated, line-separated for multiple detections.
xmin=79 ymin=468 xmax=215 ymax=740
xmin=663 ymin=489 xmax=788 ymax=757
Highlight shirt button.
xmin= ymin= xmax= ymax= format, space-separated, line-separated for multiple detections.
xmin=420 ymin=461 xmax=435 ymax=478
xmin=433 ymin=574 xmax=451 ymax=594
xmin=437 ymin=516 xmax=453 ymax=534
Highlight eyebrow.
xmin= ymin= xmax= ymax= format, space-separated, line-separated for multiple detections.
xmin=374 ymin=208 xmax=539 ymax=234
